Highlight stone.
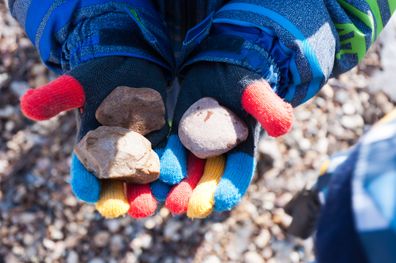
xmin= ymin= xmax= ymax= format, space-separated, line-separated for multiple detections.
xmin=0 ymin=105 xmax=15 ymax=118
xmin=244 ymin=251 xmax=264 ymax=263
xmin=106 ymin=220 xmax=121 ymax=233
xmin=0 ymin=73 xmax=9 ymax=89
xmin=10 ymin=81 xmax=29 ymax=98
xmin=203 ymin=255 xmax=221 ymax=263
xmin=341 ymin=115 xmax=364 ymax=129
xmin=164 ymin=220 xmax=182 ymax=241
xmin=94 ymin=231 xmax=110 ymax=247
xmin=178 ymin=97 xmax=248 ymax=159
xmin=342 ymin=103 xmax=356 ymax=115
xmin=49 ymin=225 xmax=63 ymax=240
xmin=74 ymin=126 xmax=160 ymax=184
xmin=110 ymin=235 xmax=125 ymax=252
xmin=88 ymin=258 xmax=105 ymax=263
xmin=96 ymin=86 xmax=166 ymax=135
xmin=66 ymin=251 xmax=79 ymax=263
xmin=254 ymin=229 xmax=271 ymax=248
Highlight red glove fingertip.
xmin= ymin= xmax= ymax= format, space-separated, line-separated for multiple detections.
xmin=20 ymin=75 xmax=85 ymax=121
xmin=242 ymin=80 xmax=294 ymax=137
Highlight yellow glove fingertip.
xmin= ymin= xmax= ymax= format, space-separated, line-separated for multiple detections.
xmin=95 ymin=180 xmax=130 ymax=219
xmin=187 ymin=155 xmax=225 ymax=219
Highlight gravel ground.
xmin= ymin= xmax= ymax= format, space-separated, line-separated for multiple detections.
xmin=1 ymin=1 xmax=395 ymax=262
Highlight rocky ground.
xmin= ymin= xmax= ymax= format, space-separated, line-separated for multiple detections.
xmin=1 ymin=1 xmax=395 ymax=262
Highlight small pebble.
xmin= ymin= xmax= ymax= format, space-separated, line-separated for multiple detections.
xmin=94 ymin=231 xmax=110 ymax=247
xmin=254 ymin=229 xmax=271 ymax=248
xmin=202 ymin=255 xmax=221 ymax=263
xmin=10 ymin=81 xmax=29 ymax=98
xmin=342 ymin=103 xmax=356 ymax=115
xmin=244 ymin=251 xmax=264 ymax=263
xmin=66 ymin=251 xmax=79 ymax=263
xmin=110 ymin=235 xmax=125 ymax=253
xmin=164 ymin=220 xmax=182 ymax=241
xmin=88 ymin=258 xmax=105 ymax=263
xmin=341 ymin=115 xmax=364 ymax=129
xmin=179 ymin=97 xmax=248 ymax=159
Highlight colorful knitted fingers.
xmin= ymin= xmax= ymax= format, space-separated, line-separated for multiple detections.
xmin=20 ymin=57 xmax=169 ymax=219
xmin=187 ymin=155 xmax=226 ymax=218
xmin=159 ymin=62 xmax=293 ymax=218
xmin=163 ymin=148 xmax=256 ymax=218
xmin=165 ymin=154 xmax=206 ymax=214
xmin=91 ymin=182 xmax=158 ymax=219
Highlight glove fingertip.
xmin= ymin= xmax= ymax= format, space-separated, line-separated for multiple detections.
xmin=127 ymin=184 xmax=157 ymax=219
xmin=159 ymin=135 xmax=188 ymax=184
xmin=70 ymin=154 xmax=100 ymax=203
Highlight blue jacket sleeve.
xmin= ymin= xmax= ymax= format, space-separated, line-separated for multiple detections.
xmin=208 ymin=0 xmax=396 ymax=106
xmin=7 ymin=0 xmax=174 ymax=73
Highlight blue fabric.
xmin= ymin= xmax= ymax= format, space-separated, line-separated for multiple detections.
xmin=13 ymin=0 xmax=174 ymax=73
xmin=70 ymin=154 xmax=101 ymax=203
xmin=150 ymin=180 xmax=172 ymax=202
xmin=214 ymin=151 xmax=255 ymax=212
xmin=352 ymin=117 xmax=396 ymax=263
xmin=180 ymin=22 xmax=288 ymax=92
xmin=315 ymin=146 xmax=368 ymax=263
xmin=314 ymin=111 xmax=396 ymax=263
xmin=9 ymin=0 xmax=395 ymax=104
xmin=151 ymin=147 xmax=173 ymax=202
xmin=213 ymin=3 xmax=324 ymax=105
xmin=159 ymin=135 xmax=188 ymax=184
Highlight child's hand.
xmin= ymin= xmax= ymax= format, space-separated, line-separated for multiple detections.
xmin=20 ymin=56 xmax=170 ymax=219
xmin=152 ymin=62 xmax=293 ymax=218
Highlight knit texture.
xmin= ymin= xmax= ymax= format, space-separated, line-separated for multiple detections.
xmin=21 ymin=75 xmax=85 ymax=121
xmin=150 ymin=180 xmax=172 ymax=202
xmin=150 ymin=147 xmax=173 ymax=202
xmin=95 ymin=180 xmax=130 ymax=219
xmin=70 ymin=154 xmax=100 ymax=203
xmin=165 ymin=154 xmax=206 ymax=214
xmin=20 ymin=56 xmax=169 ymax=218
xmin=160 ymin=61 xmax=292 ymax=217
xmin=159 ymin=135 xmax=188 ymax=184
xmin=127 ymin=183 xmax=158 ymax=218
xmin=214 ymin=151 xmax=256 ymax=211
xmin=187 ymin=156 xmax=225 ymax=218
xmin=241 ymin=80 xmax=293 ymax=137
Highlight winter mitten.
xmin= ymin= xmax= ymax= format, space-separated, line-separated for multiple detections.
xmin=20 ymin=56 xmax=169 ymax=219
xmin=156 ymin=62 xmax=293 ymax=218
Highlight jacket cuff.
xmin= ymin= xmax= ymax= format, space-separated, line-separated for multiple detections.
xmin=181 ymin=23 xmax=294 ymax=100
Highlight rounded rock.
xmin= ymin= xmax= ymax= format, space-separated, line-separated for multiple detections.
xmin=178 ymin=97 xmax=248 ymax=159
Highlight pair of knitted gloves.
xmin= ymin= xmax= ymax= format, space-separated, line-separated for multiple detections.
xmin=21 ymin=55 xmax=293 ymax=219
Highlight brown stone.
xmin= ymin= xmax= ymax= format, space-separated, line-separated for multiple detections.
xmin=96 ymin=87 xmax=166 ymax=135
xmin=74 ymin=126 xmax=160 ymax=184
xmin=178 ymin=97 xmax=249 ymax=159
